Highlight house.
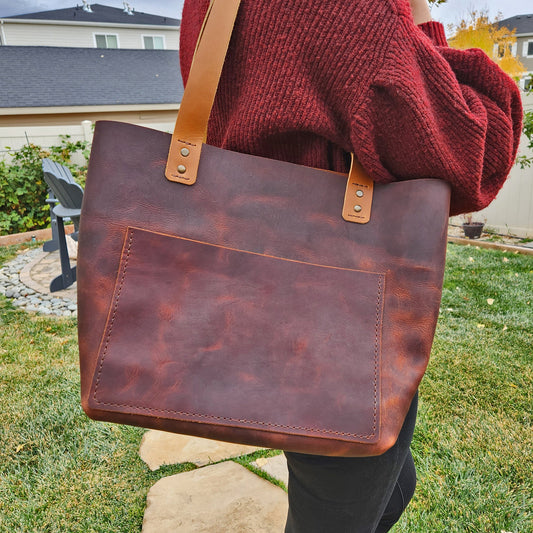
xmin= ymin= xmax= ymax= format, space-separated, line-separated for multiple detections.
xmin=0 ymin=2 xmax=180 ymax=50
xmin=498 ymin=14 xmax=533 ymax=89
xmin=0 ymin=3 xmax=183 ymax=152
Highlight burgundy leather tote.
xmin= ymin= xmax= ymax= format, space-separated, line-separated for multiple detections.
xmin=77 ymin=0 xmax=450 ymax=456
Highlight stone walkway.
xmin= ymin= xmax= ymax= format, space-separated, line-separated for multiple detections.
xmin=143 ymin=459 xmax=288 ymax=533
xmin=139 ymin=431 xmax=289 ymax=532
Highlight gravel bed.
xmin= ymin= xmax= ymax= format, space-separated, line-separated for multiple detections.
xmin=0 ymin=249 xmax=77 ymax=317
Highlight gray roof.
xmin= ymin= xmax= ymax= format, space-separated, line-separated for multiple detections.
xmin=4 ymin=3 xmax=180 ymax=26
xmin=0 ymin=46 xmax=184 ymax=108
xmin=498 ymin=14 xmax=533 ymax=35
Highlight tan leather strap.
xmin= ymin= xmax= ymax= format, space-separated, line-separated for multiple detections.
xmin=166 ymin=0 xmax=374 ymax=223
xmin=166 ymin=0 xmax=241 ymax=184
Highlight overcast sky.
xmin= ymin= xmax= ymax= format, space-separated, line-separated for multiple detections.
xmin=0 ymin=0 xmax=532 ymax=26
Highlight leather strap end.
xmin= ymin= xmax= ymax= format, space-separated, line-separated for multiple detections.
xmin=342 ymin=155 xmax=374 ymax=224
xmin=166 ymin=139 xmax=202 ymax=185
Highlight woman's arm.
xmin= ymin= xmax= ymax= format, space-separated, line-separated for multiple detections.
xmin=409 ymin=0 xmax=432 ymax=24
xmin=355 ymin=19 xmax=523 ymax=216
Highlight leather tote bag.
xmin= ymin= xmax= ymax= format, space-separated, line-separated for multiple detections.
xmin=78 ymin=0 xmax=450 ymax=457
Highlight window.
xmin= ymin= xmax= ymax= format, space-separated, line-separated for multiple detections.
xmin=523 ymin=40 xmax=533 ymax=57
xmin=143 ymin=36 xmax=165 ymax=50
xmin=497 ymin=44 xmax=508 ymax=58
xmin=95 ymin=34 xmax=118 ymax=49
xmin=496 ymin=43 xmax=517 ymax=59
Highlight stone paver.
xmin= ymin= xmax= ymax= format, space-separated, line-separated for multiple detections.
xmin=252 ymin=454 xmax=289 ymax=486
xmin=20 ymin=249 xmax=77 ymax=300
xmin=142 ymin=461 xmax=288 ymax=533
xmin=139 ymin=430 xmax=261 ymax=470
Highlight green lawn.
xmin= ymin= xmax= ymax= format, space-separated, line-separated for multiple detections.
xmin=0 ymin=243 xmax=531 ymax=532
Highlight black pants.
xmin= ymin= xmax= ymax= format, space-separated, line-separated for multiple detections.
xmin=284 ymin=393 xmax=418 ymax=533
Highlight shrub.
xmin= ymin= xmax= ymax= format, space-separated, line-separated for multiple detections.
xmin=0 ymin=136 xmax=89 ymax=236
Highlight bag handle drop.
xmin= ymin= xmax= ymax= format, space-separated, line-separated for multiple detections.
xmin=165 ymin=0 xmax=374 ymax=224
xmin=166 ymin=0 xmax=241 ymax=186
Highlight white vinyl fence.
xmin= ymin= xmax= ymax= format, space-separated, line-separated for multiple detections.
xmin=0 ymin=119 xmax=175 ymax=165
xmin=450 ymin=92 xmax=533 ymax=238
xmin=0 ymin=121 xmax=94 ymax=166
xmin=473 ymin=148 xmax=533 ymax=238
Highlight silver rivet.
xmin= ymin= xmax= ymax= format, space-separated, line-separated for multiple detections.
xmin=180 ymin=148 xmax=190 ymax=157
xmin=356 ymin=190 xmax=364 ymax=198
xmin=354 ymin=205 xmax=362 ymax=213
xmin=177 ymin=165 xmax=186 ymax=174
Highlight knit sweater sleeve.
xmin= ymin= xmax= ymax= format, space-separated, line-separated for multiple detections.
xmin=354 ymin=18 xmax=523 ymax=216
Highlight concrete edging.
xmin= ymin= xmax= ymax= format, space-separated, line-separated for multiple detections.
xmin=0 ymin=226 xmax=75 ymax=247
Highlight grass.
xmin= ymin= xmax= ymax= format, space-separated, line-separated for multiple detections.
xmin=397 ymin=244 xmax=532 ymax=532
xmin=1 ymin=243 xmax=532 ymax=532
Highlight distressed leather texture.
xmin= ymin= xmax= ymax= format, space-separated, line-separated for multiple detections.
xmin=78 ymin=120 xmax=450 ymax=456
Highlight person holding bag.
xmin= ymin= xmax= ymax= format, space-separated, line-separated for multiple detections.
xmin=177 ymin=0 xmax=523 ymax=531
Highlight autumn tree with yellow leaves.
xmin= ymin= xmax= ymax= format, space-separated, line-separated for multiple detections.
xmin=448 ymin=10 xmax=526 ymax=79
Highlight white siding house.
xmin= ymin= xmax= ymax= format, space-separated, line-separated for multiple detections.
xmin=0 ymin=3 xmax=180 ymax=49
xmin=0 ymin=20 xmax=179 ymax=50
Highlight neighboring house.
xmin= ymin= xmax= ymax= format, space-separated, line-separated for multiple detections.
xmin=0 ymin=3 xmax=182 ymax=150
xmin=498 ymin=14 xmax=533 ymax=89
xmin=0 ymin=2 xmax=180 ymax=50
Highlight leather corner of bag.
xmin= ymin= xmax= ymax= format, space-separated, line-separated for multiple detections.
xmin=165 ymin=140 xmax=203 ymax=185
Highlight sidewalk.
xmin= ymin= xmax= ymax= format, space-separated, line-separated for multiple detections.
xmin=447 ymin=224 xmax=533 ymax=255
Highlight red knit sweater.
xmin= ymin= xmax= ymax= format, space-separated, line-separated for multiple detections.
xmin=180 ymin=0 xmax=523 ymax=215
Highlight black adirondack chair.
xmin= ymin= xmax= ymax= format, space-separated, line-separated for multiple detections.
xmin=42 ymin=160 xmax=80 ymax=253
xmin=42 ymin=158 xmax=83 ymax=292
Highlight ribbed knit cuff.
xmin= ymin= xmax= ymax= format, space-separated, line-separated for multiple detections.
xmin=418 ymin=21 xmax=448 ymax=47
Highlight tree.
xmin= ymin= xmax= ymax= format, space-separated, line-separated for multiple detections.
xmin=448 ymin=10 xmax=526 ymax=79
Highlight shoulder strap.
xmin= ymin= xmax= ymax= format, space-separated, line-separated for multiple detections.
xmin=166 ymin=0 xmax=241 ymax=184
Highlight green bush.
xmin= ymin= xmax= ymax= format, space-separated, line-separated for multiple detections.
xmin=0 ymin=136 xmax=89 ymax=236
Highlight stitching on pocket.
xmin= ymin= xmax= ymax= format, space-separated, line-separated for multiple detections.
xmin=92 ymin=228 xmax=135 ymax=402
xmin=92 ymin=227 xmax=384 ymax=440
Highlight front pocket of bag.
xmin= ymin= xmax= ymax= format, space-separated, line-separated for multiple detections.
xmin=90 ymin=227 xmax=385 ymax=442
